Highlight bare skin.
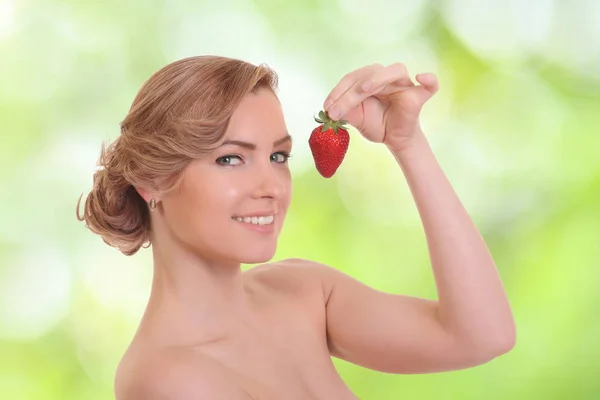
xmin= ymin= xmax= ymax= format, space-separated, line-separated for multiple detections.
xmin=115 ymin=259 xmax=358 ymax=399
xmin=113 ymin=62 xmax=516 ymax=399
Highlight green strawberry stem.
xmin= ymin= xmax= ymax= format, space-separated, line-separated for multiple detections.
xmin=314 ymin=110 xmax=348 ymax=134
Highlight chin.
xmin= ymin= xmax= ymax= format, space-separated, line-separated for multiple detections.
xmin=239 ymin=246 xmax=278 ymax=265
xmin=243 ymin=252 xmax=277 ymax=264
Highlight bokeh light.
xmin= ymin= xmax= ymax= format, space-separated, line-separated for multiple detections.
xmin=1 ymin=0 xmax=598 ymax=398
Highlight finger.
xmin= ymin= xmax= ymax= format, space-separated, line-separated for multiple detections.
xmin=415 ymin=72 xmax=439 ymax=95
xmin=323 ymin=63 xmax=383 ymax=111
xmin=361 ymin=63 xmax=414 ymax=93
xmin=413 ymin=73 xmax=439 ymax=103
xmin=328 ymin=63 xmax=413 ymax=120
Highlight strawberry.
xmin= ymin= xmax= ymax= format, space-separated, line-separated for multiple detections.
xmin=308 ymin=110 xmax=350 ymax=178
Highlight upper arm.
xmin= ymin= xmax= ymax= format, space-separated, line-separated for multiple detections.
xmin=303 ymin=260 xmax=499 ymax=374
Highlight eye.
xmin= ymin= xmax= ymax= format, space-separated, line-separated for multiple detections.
xmin=216 ymin=154 xmax=243 ymax=166
xmin=271 ymin=151 xmax=292 ymax=163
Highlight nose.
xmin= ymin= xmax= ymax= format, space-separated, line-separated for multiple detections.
xmin=251 ymin=162 xmax=288 ymax=199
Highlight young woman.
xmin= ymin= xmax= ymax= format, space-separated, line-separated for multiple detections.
xmin=77 ymin=55 xmax=515 ymax=399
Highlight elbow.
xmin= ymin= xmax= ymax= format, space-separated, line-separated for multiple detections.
xmin=456 ymin=324 xmax=516 ymax=367
xmin=502 ymin=324 xmax=517 ymax=352
xmin=488 ymin=333 xmax=515 ymax=358
xmin=495 ymin=320 xmax=517 ymax=355
xmin=473 ymin=327 xmax=516 ymax=364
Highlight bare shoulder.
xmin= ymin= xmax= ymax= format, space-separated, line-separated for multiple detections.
xmin=244 ymin=258 xmax=343 ymax=312
xmin=247 ymin=257 xmax=334 ymax=295
xmin=114 ymin=346 xmax=251 ymax=400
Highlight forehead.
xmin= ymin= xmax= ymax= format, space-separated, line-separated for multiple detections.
xmin=224 ymin=89 xmax=287 ymax=141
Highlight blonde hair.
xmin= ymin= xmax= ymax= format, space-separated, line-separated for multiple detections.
xmin=77 ymin=55 xmax=279 ymax=256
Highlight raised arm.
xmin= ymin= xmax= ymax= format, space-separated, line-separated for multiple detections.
xmin=314 ymin=63 xmax=515 ymax=374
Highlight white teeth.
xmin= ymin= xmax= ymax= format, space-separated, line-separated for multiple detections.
xmin=233 ymin=215 xmax=274 ymax=225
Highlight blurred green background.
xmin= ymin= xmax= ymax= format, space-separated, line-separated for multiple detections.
xmin=1 ymin=0 xmax=599 ymax=398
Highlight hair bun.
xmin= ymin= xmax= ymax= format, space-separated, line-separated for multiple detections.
xmin=77 ymin=160 xmax=150 ymax=256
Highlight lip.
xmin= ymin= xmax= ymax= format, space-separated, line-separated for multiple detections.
xmin=232 ymin=211 xmax=277 ymax=218
xmin=232 ymin=216 xmax=276 ymax=235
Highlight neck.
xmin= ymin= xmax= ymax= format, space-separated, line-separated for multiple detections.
xmin=139 ymin=237 xmax=256 ymax=345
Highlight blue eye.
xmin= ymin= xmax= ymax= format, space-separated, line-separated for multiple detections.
xmin=216 ymin=155 xmax=243 ymax=166
xmin=271 ymin=152 xmax=292 ymax=163
xmin=216 ymin=152 xmax=292 ymax=167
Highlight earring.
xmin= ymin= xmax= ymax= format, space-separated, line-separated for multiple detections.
xmin=149 ymin=198 xmax=156 ymax=211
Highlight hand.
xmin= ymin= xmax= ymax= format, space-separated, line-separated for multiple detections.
xmin=323 ymin=63 xmax=439 ymax=151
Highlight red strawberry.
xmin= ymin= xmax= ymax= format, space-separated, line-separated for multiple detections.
xmin=308 ymin=110 xmax=350 ymax=178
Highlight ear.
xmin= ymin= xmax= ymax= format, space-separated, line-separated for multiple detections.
xmin=134 ymin=186 xmax=155 ymax=203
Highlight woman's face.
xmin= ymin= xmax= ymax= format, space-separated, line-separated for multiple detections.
xmin=160 ymin=88 xmax=293 ymax=265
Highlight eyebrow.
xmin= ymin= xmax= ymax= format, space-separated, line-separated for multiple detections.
xmin=220 ymin=134 xmax=292 ymax=150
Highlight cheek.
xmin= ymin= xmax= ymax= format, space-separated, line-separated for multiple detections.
xmin=284 ymin=184 xmax=292 ymax=207
xmin=189 ymin=179 xmax=246 ymax=222
xmin=201 ymin=181 xmax=245 ymax=207
xmin=283 ymin=174 xmax=293 ymax=205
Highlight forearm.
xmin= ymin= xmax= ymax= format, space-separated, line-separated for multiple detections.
xmin=389 ymin=131 xmax=515 ymax=353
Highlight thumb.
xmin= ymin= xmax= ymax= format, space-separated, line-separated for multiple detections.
xmin=414 ymin=73 xmax=439 ymax=103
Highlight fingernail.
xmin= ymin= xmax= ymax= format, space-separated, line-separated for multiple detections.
xmin=324 ymin=98 xmax=333 ymax=110
xmin=361 ymin=81 xmax=372 ymax=91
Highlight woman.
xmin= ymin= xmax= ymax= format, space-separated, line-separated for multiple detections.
xmin=77 ymin=55 xmax=515 ymax=399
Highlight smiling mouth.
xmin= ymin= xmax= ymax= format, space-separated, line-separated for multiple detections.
xmin=231 ymin=215 xmax=275 ymax=226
